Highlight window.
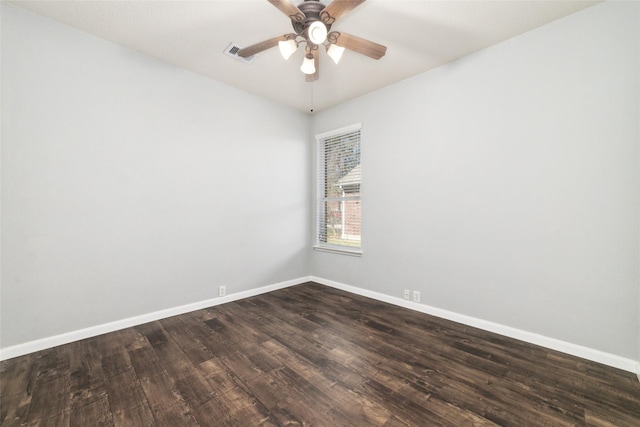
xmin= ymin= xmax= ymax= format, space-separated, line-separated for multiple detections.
xmin=315 ymin=123 xmax=362 ymax=255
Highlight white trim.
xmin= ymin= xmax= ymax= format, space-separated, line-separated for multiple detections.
xmin=315 ymin=122 xmax=362 ymax=140
xmin=2 ymin=275 xmax=637 ymax=377
xmin=313 ymin=246 xmax=362 ymax=257
xmin=309 ymin=276 xmax=639 ymax=375
xmin=0 ymin=276 xmax=312 ymax=361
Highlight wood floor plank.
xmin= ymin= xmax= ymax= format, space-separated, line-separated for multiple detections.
xmin=2 ymin=282 xmax=639 ymax=426
xmin=67 ymin=340 xmax=114 ymax=427
xmin=103 ymin=371 xmax=154 ymax=426
xmin=22 ymin=348 xmax=71 ymax=427
xmin=0 ymin=355 xmax=38 ymax=426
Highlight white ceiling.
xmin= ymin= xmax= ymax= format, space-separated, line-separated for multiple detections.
xmin=10 ymin=0 xmax=600 ymax=113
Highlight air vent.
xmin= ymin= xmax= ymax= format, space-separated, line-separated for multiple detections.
xmin=224 ymin=43 xmax=256 ymax=64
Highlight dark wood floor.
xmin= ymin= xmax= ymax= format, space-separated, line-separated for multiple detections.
xmin=1 ymin=282 xmax=639 ymax=426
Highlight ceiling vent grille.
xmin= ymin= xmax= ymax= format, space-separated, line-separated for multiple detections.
xmin=224 ymin=43 xmax=256 ymax=64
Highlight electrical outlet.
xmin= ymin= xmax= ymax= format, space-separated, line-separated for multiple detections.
xmin=413 ymin=291 xmax=420 ymax=303
xmin=219 ymin=286 xmax=226 ymax=297
xmin=403 ymin=289 xmax=411 ymax=300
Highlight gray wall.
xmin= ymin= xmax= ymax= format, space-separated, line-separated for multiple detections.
xmin=311 ymin=1 xmax=640 ymax=361
xmin=1 ymin=4 xmax=310 ymax=348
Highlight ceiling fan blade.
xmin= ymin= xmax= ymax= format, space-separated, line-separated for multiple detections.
xmin=333 ymin=32 xmax=386 ymax=60
xmin=321 ymin=0 xmax=366 ymax=23
xmin=237 ymin=35 xmax=287 ymax=58
xmin=306 ymin=49 xmax=319 ymax=82
xmin=268 ymin=0 xmax=305 ymax=23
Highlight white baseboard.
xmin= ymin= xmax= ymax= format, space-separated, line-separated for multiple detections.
xmin=0 ymin=276 xmax=312 ymax=361
xmin=2 ymin=275 xmax=638 ymax=377
xmin=309 ymin=276 xmax=639 ymax=375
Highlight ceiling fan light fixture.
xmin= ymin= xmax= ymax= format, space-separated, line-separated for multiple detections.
xmin=300 ymin=53 xmax=316 ymax=74
xmin=238 ymin=0 xmax=387 ymax=82
xmin=307 ymin=21 xmax=327 ymax=45
xmin=326 ymin=43 xmax=345 ymax=64
xmin=278 ymin=39 xmax=298 ymax=60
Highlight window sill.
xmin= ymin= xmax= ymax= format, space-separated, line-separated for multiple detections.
xmin=313 ymin=246 xmax=362 ymax=257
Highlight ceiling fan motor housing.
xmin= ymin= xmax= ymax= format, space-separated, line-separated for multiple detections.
xmin=293 ymin=0 xmax=332 ymax=43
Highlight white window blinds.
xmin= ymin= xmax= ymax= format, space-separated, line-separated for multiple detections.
xmin=316 ymin=124 xmax=362 ymax=252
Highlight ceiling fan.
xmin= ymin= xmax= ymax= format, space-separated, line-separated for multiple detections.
xmin=237 ymin=0 xmax=387 ymax=82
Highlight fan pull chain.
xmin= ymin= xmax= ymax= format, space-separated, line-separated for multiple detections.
xmin=310 ymin=82 xmax=314 ymax=113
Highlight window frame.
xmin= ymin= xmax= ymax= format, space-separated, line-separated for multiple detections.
xmin=314 ymin=123 xmax=363 ymax=256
